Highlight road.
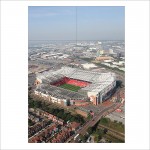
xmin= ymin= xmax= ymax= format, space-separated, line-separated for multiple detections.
xmin=65 ymin=102 xmax=122 ymax=143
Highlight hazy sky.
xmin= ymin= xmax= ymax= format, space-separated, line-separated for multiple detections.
xmin=28 ymin=6 xmax=125 ymax=41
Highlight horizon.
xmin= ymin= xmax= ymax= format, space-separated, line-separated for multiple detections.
xmin=28 ymin=6 xmax=125 ymax=41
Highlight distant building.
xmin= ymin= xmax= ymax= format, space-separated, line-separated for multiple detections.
xmin=96 ymin=49 xmax=104 ymax=56
xmin=98 ymin=41 xmax=102 ymax=45
xmin=96 ymin=56 xmax=114 ymax=61
xmin=119 ymin=68 xmax=125 ymax=71
xmin=109 ymin=49 xmax=114 ymax=54
xmin=81 ymin=63 xmax=97 ymax=70
xmin=100 ymin=50 xmax=104 ymax=55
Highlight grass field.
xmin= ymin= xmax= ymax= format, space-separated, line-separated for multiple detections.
xmin=59 ymin=84 xmax=81 ymax=92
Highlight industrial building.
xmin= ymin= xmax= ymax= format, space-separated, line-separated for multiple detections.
xmin=34 ymin=67 xmax=116 ymax=106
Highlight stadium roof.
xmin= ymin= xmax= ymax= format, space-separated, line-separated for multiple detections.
xmin=36 ymin=66 xmax=116 ymax=97
xmin=37 ymin=67 xmax=115 ymax=82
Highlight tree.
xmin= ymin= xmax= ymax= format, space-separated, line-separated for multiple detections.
xmin=61 ymin=113 xmax=68 ymax=120
xmin=103 ymin=128 xmax=108 ymax=134
xmin=28 ymin=100 xmax=35 ymax=108
xmin=75 ymin=114 xmax=85 ymax=124
xmin=87 ymin=114 xmax=92 ymax=120
xmin=79 ymin=134 xmax=88 ymax=143
xmin=47 ymin=108 xmax=52 ymax=114
xmin=118 ymin=121 xmax=123 ymax=125
xmin=87 ymin=127 xmax=93 ymax=135
xmin=100 ymin=118 xmax=109 ymax=125
xmin=65 ymin=113 xmax=72 ymax=121
xmin=47 ymin=120 xmax=52 ymax=125
xmin=116 ymin=80 xmax=122 ymax=88
xmin=94 ymin=134 xmax=102 ymax=143
xmin=114 ymin=120 xmax=117 ymax=123
xmin=28 ymin=94 xmax=33 ymax=100
xmin=57 ymin=111 xmax=63 ymax=118
xmin=34 ymin=101 xmax=42 ymax=108
xmin=41 ymin=101 xmax=47 ymax=110
xmin=28 ymin=119 xmax=34 ymax=126
xmin=94 ymin=134 xmax=99 ymax=143
xmin=70 ymin=117 xmax=76 ymax=122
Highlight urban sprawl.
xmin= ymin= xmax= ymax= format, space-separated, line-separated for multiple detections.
xmin=28 ymin=40 xmax=125 ymax=143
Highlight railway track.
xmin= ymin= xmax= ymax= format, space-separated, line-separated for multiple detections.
xmin=65 ymin=103 xmax=121 ymax=143
xmin=98 ymin=124 xmax=125 ymax=141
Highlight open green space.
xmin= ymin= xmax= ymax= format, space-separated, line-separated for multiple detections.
xmin=99 ymin=117 xmax=125 ymax=133
xmin=86 ymin=119 xmax=125 ymax=143
xmin=103 ymin=133 xmax=124 ymax=143
xmin=59 ymin=84 xmax=81 ymax=92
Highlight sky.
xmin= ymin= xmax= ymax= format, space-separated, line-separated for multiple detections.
xmin=28 ymin=6 xmax=125 ymax=41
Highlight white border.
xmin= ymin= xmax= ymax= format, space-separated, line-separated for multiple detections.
xmin=1 ymin=1 xmax=149 ymax=150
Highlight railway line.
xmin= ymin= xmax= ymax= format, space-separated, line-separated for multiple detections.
xmin=98 ymin=124 xmax=125 ymax=141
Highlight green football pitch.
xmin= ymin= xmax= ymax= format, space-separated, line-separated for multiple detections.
xmin=59 ymin=84 xmax=81 ymax=92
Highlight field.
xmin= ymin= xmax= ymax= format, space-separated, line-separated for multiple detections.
xmin=59 ymin=84 xmax=81 ymax=92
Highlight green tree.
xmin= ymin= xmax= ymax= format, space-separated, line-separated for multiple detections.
xmin=79 ymin=134 xmax=88 ymax=142
xmin=57 ymin=111 xmax=63 ymax=118
xmin=28 ymin=100 xmax=35 ymax=108
xmin=87 ymin=114 xmax=92 ymax=120
xmin=103 ymin=128 xmax=108 ymax=134
xmin=34 ymin=101 xmax=42 ymax=108
xmin=94 ymin=134 xmax=102 ymax=143
xmin=100 ymin=118 xmax=109 ymax=125
xmin=87 ymin=127 xmax=93 ymax=134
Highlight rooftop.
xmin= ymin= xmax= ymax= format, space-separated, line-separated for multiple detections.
xmin=70 ymin=122 xmax=80 ymax=129
xmin=35 ymin=66 xmax=116 ymax=98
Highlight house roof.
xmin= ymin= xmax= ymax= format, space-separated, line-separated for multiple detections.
xmin=70 ymin=122 xmax=80 ymax=129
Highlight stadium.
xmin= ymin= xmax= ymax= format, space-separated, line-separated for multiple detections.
xmin=34 ymin=67 xmax=116 ymax=106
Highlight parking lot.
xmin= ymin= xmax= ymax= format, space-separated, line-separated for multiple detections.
xmin=105 ymin=104 xmax=125 ymax=125
xmin=79 ymin=104 xmax=106 ymax=114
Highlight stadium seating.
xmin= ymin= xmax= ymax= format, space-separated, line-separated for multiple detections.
xmin=51 ymin=77 xmax=90 ymax=87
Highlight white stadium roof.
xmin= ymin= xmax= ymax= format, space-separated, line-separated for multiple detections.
xmin=36 ymin=67 xmax=116 ymax=94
